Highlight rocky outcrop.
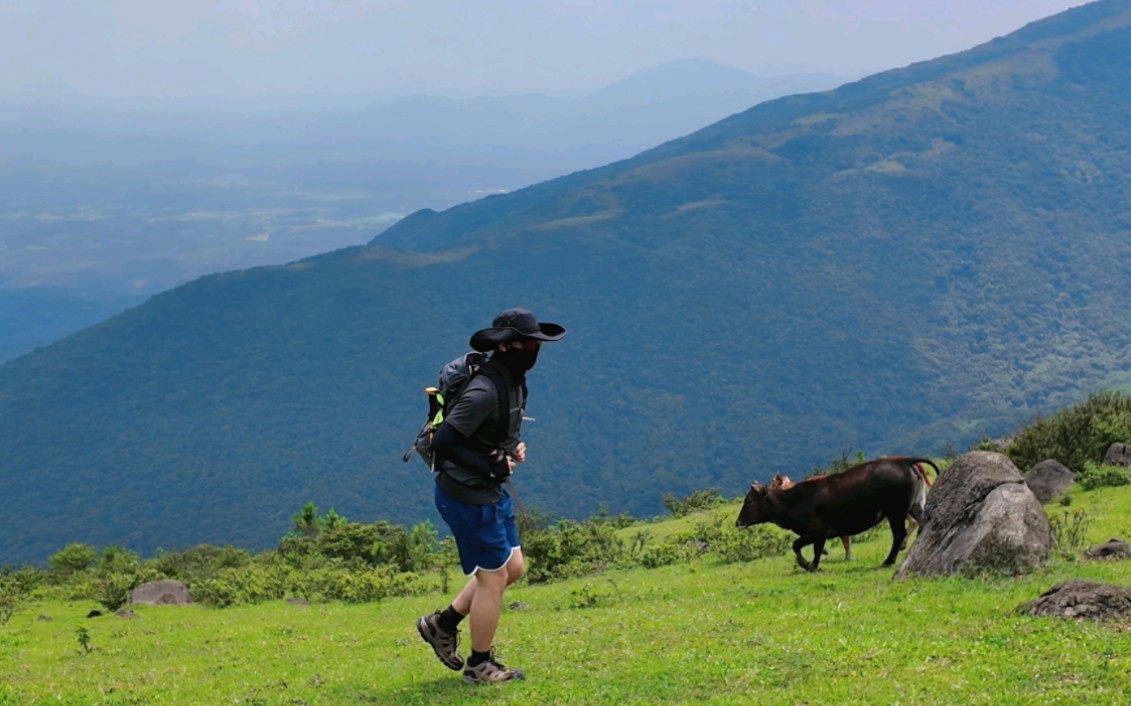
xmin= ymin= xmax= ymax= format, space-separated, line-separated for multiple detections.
xmin=128 ymin=579 xmax=193 ymax=606
xmin=1018 ymin=580 xmax=1131 ymax=620
xmin=1104 ymin=442 xmax=1131 ymax=468
xmin=1024 ymin=459 xmax=1075 ymax=504
xmin=896 ymin=451 xmax=1051 ymax=578
xmin=1085 ymin=539 xmax=1131 ymax=561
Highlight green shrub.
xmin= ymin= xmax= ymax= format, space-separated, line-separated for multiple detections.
xmin=0 ymin=573 xmax=27 ymax=624
xmin=190 ymin=564 xmax=293 ymax=607
xmin=327 ymin=521 xmax=409 ymax=567
xmin=638 ymin=541 xmax=697 ymax=568
xmin=50 ymin=577 xmax=97 ymax=602
xmin=810 ymin=449 xmax=868 ymax=477
xmin=654 ymin=512 xmax=792 ymax=566
xmin=75 ymin=627 xmax=93 ymax=655
xmin=516 ymin=507 xmax=557 ymax=536
xmin=405 ymin=521 xmax=441 ymax=573
xmin=191 ymin=562 xmax=420 ymax=607
xmin=77 ymin=547 xmax=163 ymax=611
xmin=1048 ymin=508 xmax=1092 ymax=552
xmin=0 ymin=593 xmax=18 ymax=626
xmin=191 ymin=578 xmax=242 ymax=608
xmin=1001 ymin=390 xmax=1131 ymax=472
xmin=588 ymin=506 xmax=638 ymax=530
xmin=434 ymin=537 xmax=460 ymax=595
xmin=151 ymin=545 xmax=252 ymax=584
xmin=0 ymin=566 xmax=42 ymax=597
xmin=1075 ymin=461 xmax=1131 ymax=490
xmin=669 ymin=512 xmax=738 ymax=548
xmin=522 ymin=518 xmax=625 ymax=583
xmin=92 ymin=571 xmax=142 ymax=612
xmin=48 ymin=543 xmax=97 ymax=577
xmin=294 ymin=565 xmax=418 ymax=604
xmin=662 ymin=488 xmax=728 ymax=517
xmin=97 ymin=546 xmax=141 ymax=574
xmin=712 ymin=525 xmax=793 ymax=564
xmin=278 ymin=518 xmax=427 ymax=572
xmin=288 ymin=502 xmax=346 ymax=539
xmin=1093 ymin=402 xmax=1131 ymax=445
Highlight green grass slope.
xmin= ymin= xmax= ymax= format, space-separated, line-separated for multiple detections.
xmin=3 ymin=486 xmax=1130 ymax=705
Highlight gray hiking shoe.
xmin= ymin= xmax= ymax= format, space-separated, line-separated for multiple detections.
xmin=462 ymin=655 xmax=525 ymax=685
xmin=416 ymin=611 xmax=463 ymax=670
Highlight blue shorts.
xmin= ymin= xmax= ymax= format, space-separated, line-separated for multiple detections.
xmin=435 ymin=484 xmax=520 ymax=576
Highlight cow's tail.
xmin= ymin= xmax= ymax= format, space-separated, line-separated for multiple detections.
xmin=886 ymin=457 xmax=940 ymax=484
xmin=907 ymin=458 xmax=939 ymax=487
xmin=902 ymin=458 xmax=938 ymax=521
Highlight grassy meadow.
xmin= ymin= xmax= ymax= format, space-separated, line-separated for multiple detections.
xmin=3 ymin=486 xmax=1131 ymax=706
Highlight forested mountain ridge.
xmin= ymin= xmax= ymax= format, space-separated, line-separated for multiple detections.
xmin=376 ymin=0 xmax=1131 ymax=252
xmin=3 ymin=0 xmax=1131 ymax=564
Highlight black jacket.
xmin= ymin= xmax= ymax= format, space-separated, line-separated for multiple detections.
xmin=433 ymin=357 xmax=525 ymax=504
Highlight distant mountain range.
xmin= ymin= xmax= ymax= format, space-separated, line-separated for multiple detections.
xmin=0 ymin=59 xmax=844 ymax=362
xmin=3 ymin=0 xmax=1131 ymax=564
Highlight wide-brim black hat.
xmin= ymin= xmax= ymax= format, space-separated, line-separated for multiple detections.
xmin=470 ymin=308 xmax=566 ymax=352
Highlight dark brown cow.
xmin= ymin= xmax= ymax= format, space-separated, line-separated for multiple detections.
xmin=736 ymin=456 xmax=939 ymax=572
xmin=771 ymin=460 xmax=935 ymax=561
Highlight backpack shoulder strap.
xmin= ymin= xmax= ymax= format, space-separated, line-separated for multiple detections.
xmin=476 ymin=364 xmax=513 ymax=444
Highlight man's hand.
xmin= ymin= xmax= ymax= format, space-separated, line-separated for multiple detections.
xmin=514 ymin=442 xmax=527 ymax=464
xmin=489 ymin=448 xmax=518 ymax=477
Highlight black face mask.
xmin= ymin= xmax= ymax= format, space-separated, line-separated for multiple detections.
xmin=495 ymin=347 xmax=539 ymax=374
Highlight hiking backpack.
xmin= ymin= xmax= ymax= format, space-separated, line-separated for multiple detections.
xmin=403 ymin=351 xmax=507 ymax=470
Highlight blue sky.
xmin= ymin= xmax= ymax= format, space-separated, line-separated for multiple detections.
xmin=0 ymin=0 xmax=1087 ymax=99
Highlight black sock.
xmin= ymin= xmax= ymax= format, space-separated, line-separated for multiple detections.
xmin=438 ymin=605 xmax=465 ymax=633
xmin=468 ymin=649 xmax=492 ymax=667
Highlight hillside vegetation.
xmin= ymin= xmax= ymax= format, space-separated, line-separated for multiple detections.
xmin=2 ymin=483 xmax=1130 ymax=705
xmin=3 ymin=1 xmax=1131 ymax=563
xmin=3 ymin=396 xmax=1131 ymax=703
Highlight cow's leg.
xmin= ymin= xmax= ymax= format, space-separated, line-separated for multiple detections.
xmin=900 ymin=516 xmax=918 ymax=550
xmin=908 ymin=500 xmax=924 ymax=529
xmin=792 ymin=536 xmax=813 ymax=571
xmin=810 ymin=537 xmax=827 ymax=572
xmin=904 ymin=470 xmax=928 ymax=550
xmin=883 ymin=515 xmax=908 ymax=566
xmin=841 ymin=536 xmax=852 ymax=561
xmin=904 ymin=502 xmax=925 ymax=549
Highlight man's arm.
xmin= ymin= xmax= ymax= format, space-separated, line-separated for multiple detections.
xmin=432 ymin=422 xmax=514 ymax=479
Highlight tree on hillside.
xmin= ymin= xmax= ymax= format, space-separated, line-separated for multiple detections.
xmin=49 ymin=543 xmax=96 ymax=576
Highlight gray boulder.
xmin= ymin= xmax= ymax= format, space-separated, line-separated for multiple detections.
xmin=895 ymin=451 xmax=1051 ymax=578
xmin=1024 ymin=459 xmax=1075 ymax=504
xmin=1085 ymin=539 xmax=1131 ymax=561
xmin=1018 ymin=579 xmax=1131 ymax=620
xmin=1104 ymin=442 xmax=1131 ymax=467
xmin=129 ymin=579 xmax=193 ymax=606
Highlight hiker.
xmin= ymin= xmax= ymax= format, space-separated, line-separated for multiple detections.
xmin=416 ymin=308 xmax=565 ymax=685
